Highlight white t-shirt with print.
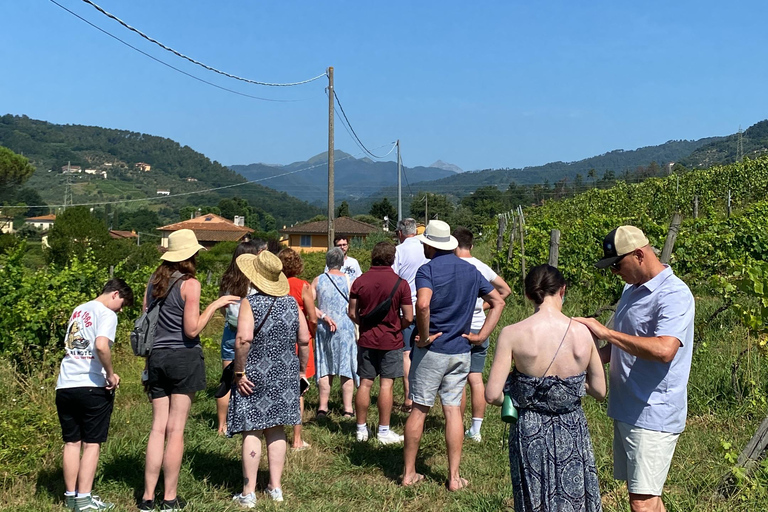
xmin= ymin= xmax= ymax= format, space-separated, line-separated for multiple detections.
xmin=461 ymin=257 xmax=498 ymax=331
xmin=325 ymin=256 xmax=362 ymax=282
xmin=56 ymin=300 xmax=118 ymax=389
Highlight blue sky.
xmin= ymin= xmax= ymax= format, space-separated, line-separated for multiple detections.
xmin=2 ymin=1 xmax=767 ymax=172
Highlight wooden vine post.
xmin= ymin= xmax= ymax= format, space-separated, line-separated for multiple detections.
xmin=496 ymin=214 xmax=506 ymax=254
xmin=548 ymin=229 xmax=561 ymax=268
xmin=660 ymin=213 xmax=682 ymax=265
xmin=517 ymin=205 xmax=526 ymax=293
xmin=507 ymin=213 xmax=517 ymax=264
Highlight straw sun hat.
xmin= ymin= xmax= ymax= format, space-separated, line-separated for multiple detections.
xmin=236 ymin=251 xmax=289 ymax=297
xmin=160 ymin=229 xmax=206 ymax=262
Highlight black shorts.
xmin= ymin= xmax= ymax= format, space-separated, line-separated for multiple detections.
xmin=56 ymin=387 xmax=115 ymax=443
xmin=357 ymin=347 xmax=404 ymax=380
xmin=147 ymin=346 xmax=206 ymax=399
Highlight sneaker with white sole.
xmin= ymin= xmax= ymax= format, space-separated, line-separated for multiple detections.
xmin=464 ymin=429 xmax=482 ymax=442
xmin=356 ymin=426 xmax=371 ymax=442
xmin=265 ymin=487 xmax=284 ymax=502
xmin=232 ymin=492 xmax=257 ymax=509
xmin=377 ymin=429 xmax=404 ymax=445
xmin=74 ymin=495 xmax=114 ymax=511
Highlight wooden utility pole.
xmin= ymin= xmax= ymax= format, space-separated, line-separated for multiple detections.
xmin=397 ymin=140 xmax=402 ymax=222
xmin=693 ymin=195 xmax=699 ymax=219
xmin=424 ymin=194 xmax=429 ymax=225
xmin=327 ymin=67 xmax=335 ymax=249
xmin=548 ymin=229 xmax=561 ymax=268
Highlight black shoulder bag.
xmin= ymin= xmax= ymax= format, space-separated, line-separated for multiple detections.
xmin=359 ymin=278 xmax=403 ymax=328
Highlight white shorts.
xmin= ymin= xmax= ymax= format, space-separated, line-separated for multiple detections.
xmin=613 ymin=420 xmax=680 ymax=496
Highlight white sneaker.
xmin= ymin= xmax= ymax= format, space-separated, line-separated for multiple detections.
xmin=465 ymin=429 xmax=482 ymax=443
xmin=232 ymin=492 xmax=256 ymax=509
xmin=265 ymin=487 xmax=284 ymax=502
xmin=377 ymin=429 xmax=404 ymax=445
xmin=356 ymin=426 xmax=371 ymax=442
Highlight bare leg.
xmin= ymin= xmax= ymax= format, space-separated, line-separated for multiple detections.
xmin=292 ymin=395 xmax=309 ymax=448
xmin=161 ymin=393 xmax=193 ymax=501
xmin=318 ymin=375 xmax=331 ymax=412
xmin=355 ymin=379 xmax=373 ymax=425
xmin=76 ymin=443 xmax=101 ymax=494
xmin=62 ymin=441 xmax=81 ymax=493
xmin=143 ymin=396 xmax=170 ymax=501
xmin=443 ymin=404 xmax=467 ymax=491
xmin=241 ymin=431 xmax=263 ymax=495
xmin=468 ymin=373 xmax=486 ymax=421
xmin=264 ymin=426 xmax=287 ymax=491
xmin=402 ymin=351 xmax=412 ymax=408
xmin=629 ymin=493 xmax=666 ymax=512
xmin=340 ymin=376 xmax=354 ymax=414
xmin=402 ymin=403 xmax=429 ymax=485
xmin=378 ymin=378 xmax=394 ymax=427
xmin=216 ymin=360 xmax=232 ymax=435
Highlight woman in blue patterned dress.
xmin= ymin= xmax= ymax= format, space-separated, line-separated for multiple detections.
xmin=228 ymin=251 xmax=310 ymax=506
xmin=311 ymin=247 xmax=359 ymax=417
xmin=486 ymin=265 xmax=606 ymax=512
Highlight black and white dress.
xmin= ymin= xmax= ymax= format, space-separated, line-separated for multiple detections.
xmin=227 ymin=293 xmax=301 ymax=435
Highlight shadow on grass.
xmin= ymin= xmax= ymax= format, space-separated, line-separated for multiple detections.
xmin=186 ymin=448 xmax=269 ymax=493
xmin=99 ymin=452 xmax=146 ymax=501
xmin=346 ymin=442 xmax=443 ymax=484
xmin=34 ymin=467 xmax=64 ymax=504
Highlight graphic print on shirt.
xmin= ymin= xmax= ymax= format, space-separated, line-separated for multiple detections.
xmin=65 ymin=311 xmax=93 ymax=354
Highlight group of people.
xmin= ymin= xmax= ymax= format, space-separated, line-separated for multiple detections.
xmin=54 ymin=217 xmax=694 ymax=512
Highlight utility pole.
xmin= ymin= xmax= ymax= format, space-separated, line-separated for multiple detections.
xmin=423 ymin=194 xmax=429 ymax=225
xmin=327 ymin=66 xmax=335 ymax=249
xmin=737 ymin=125 xmax=744 ymax=162
xmin=397 ymin=139 xmax=402 ymax=222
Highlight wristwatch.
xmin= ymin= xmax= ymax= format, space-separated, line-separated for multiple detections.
xmin=320 ymin=312 xmax=327 ymax=320
xmin=234 ymin=371 xmax=245 ymax=378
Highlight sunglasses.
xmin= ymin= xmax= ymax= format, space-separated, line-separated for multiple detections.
xmin=610 ymin=253 xmax=629 ymax=270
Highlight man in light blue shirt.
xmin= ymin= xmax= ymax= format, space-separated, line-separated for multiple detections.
xmin=577 ymin=225 xmax=694 ymax=512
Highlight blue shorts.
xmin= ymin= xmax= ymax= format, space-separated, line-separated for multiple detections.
xmin=402 ymin=324 xmax=416 ymax=351
xmin=221 ymin=324 xmax=236 ymax=361
xmin=469 ymin=329 xmax=489 ymax=374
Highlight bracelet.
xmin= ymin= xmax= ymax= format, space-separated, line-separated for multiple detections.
xmin=234 ymin=371 xmax=245 ymax=377
xmin=320 ymin=313 xmax=326 ymax=320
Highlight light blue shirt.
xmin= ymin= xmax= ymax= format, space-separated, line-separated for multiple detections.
xmin=608 ymin=266 xmax=695 ymax=434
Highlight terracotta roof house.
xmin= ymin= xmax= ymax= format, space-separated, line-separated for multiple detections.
xmin=157 ymin=213 xmax=254 ymax=249
xmin=109 ymin=230 xmax=138 ymax=240
xmin=280 ymin=216 xmax=380 ymax=252
xmin=25 ymin=214 xmax=56 ymax=230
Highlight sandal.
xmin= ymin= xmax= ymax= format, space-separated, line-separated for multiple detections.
xmin=316 ymin=409 xmax=328 ymax=419
xmin=342 ymin=411 xmax=355 ymax=418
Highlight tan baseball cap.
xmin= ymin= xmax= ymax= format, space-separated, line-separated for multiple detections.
xmin=595 ymin=225 xmax=650 ymax=269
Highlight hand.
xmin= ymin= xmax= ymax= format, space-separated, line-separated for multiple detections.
xmin=573 ymin=317 xmax=611 ymax=341
xmin=236 ymin=374 xmax=255 ymax=396
xmin=414 ymin=331 xmax=442 ymax=348
xmin=106 ymin=373 xmax=120 ymax=390
xmin=324 ymin=316 xmax=337 ymax=332
xmin=217 ymin=294 xmax=241 ymax=308
xmin=462 ymin=332 xmax=485 ymax=345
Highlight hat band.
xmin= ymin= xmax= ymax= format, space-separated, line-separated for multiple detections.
xmin=425 ymin=233 xmax=451 ymax=243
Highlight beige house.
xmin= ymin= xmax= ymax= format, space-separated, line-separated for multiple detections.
xmin=157 ymin=213 xmax=254 ymax=249
xmin=135 ymin=162 xmax=152 ymax=172
xmin=280 ymin=216 xmax=380 ymax=253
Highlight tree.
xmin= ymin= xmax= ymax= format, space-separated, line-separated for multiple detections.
xmin=336 ymin=201 xmax=350 ymax=218
xmin=0 ymin=146 xmax=35 ymax=189
xmin=117 ymin=208 xmax=161 ymax=233
xmin=369 ymin=198 xmax=396 ymax=222
xmin=409 ymin=192 xmax=454 ymax=223
xmin=460 ymin=186 xmax=504 ymax=220
xmin=47 ymin=207 xmax=111 ymax=267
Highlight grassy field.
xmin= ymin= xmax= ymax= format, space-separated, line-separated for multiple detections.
xmin=2 ymin=280 xmax=768 ymax=510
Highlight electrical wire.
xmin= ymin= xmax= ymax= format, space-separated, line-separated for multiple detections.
xmin=79 ymin=0 xmax=326 ymax=87
xmin=48 ymin=0 xmax=301 ymax=102
xmin=334 ymin=104 xmax=396 ymax=160
xmin=333 ymin=90 xmax=395 ymax=159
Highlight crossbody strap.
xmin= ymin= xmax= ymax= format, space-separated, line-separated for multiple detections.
xmin=252 ymin=297 xmax=277 ymax=338
xmin=147 ymin=272 xmax=183 ymax=312
xmin=324 ymin=272 xmax=349 ymax=303
xmin=541 ymin=317 xmax=573 ymax=378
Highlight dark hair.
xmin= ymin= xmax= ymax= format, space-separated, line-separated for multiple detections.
xmin=452 ymin=226 xmax=474 ymax=250
xmin=278 ymin=248 xmax=304 ymax=278
xmin=371 ymin=241 xmax=396 ymax=267
xmin=334 ymin=234 xmax=349 ymax=245
xmin=524 ymin=264 xmax=566 ymax=305
xmin=219 ymin=240 xmax=263 ymax=297
xmin=151 ymin=256 xmax=196 ymax=299
xmin=102 ymin=278 xmax=134 ymax=308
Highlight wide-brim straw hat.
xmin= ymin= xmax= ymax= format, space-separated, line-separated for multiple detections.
xmin=236 ymin=251 xmax=289 ymax=297
xmin=416 ymin=219 xmax=458 ymax=251
xmin=160 ymin=229 xmax=206 ymax=262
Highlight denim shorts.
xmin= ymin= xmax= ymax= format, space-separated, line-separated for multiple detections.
xmin=221 ymin=324 xmax=236 ymax=361
xmin=469 ymin=328 xmax=489 ymax=374
xmin=408 ymin=346 xmax=470 ymax=407
xmin=401 ymin=324 xmax=416 ymax=351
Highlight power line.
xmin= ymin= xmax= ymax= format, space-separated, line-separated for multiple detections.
xmin=333 ymin=90 xmax=395 ymax=159
xmin=334 ymin=104 xmax=396 ymax=160
xmin=79 ymin=0 xmax=326 ymax=87
xmin=48 ymin=0 xmax=301 ymax=102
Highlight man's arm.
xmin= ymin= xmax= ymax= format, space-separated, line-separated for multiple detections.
xmin=415 ymin=287 xmax=441 ymax=348
xmin=463 ymin=288 xmax=504 ymax=345
xmin=574 ymin=317 xmax=680 ymax=363
xmin=347 ymin=296 xmax=360 ymax=325
xmin=400 ymin=304 xmax=413 ymax=330
xmin=94 ymin=336 xmax=119 ymax=390
xmin=483 ymin=275 xmax=511 ymax=311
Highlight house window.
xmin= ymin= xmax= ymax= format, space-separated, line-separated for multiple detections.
xmin=300 ymin=235 xmax=311 ymax=247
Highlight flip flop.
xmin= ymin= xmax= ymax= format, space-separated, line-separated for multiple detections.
xmin=402 ymin=473 xmax=425 ymax=487
xmin=292 ymin=440 xmax=311 ymax=451
xmin=445 ymin=477 xmax=469 ymax=492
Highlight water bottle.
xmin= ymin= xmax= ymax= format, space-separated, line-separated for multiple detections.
xmin=501 ymin=393 xmax=518 ymax=423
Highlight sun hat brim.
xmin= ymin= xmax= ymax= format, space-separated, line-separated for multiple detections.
xmin=236 ymin=253 xmax=290 ymax=297
xmin=160 ymin=243 xmax=206 ymax=262
xmin=416 ymin=233 xmax=458 ymax=251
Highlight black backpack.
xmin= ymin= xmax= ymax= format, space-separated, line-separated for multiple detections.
xmin=359 ymin=278 xmax=402 ymax=328
xmin=130 ymin=273 xmax=182 ymax=357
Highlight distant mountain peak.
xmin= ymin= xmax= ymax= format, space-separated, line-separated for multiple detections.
xmin=429 ymin=160 xmax=463 ymax=173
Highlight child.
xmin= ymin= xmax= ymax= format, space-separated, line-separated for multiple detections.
xmin=55 ymin=278 xmax=134 ymax=511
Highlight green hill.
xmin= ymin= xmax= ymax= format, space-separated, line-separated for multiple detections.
xmin=0 ymin=114 xmax=322 ymax=227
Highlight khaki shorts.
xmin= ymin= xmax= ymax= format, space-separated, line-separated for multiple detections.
xmin=613 ymin=420 xmax=680 ymax=496
xmin=408 ymin=347 xmax=469 ymax=407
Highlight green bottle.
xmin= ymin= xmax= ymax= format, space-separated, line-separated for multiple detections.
xmin=501 ymin=393 xmax=518 ymax=423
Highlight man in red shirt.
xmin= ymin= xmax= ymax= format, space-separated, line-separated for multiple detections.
xmin=348 ymin=242 xmax=414 ymax=444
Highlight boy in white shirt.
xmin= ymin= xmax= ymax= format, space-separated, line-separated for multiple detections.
xmin=55 ymin=279 xmax=134 ymax=511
